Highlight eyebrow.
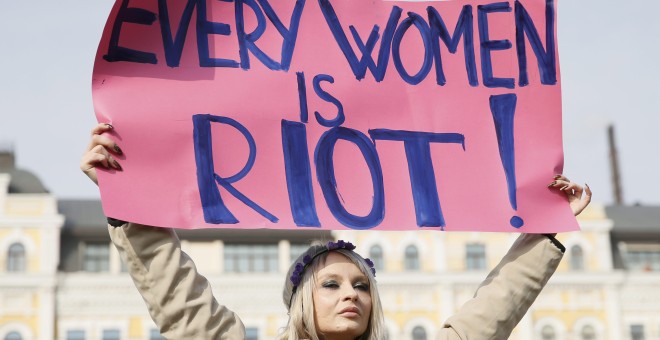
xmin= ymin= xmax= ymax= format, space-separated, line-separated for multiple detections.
xmin=318 ymin=273 xmax=368 ymax=281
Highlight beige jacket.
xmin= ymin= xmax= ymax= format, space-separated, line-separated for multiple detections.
xmin=109 ymin=223 xmax=564 ymax=339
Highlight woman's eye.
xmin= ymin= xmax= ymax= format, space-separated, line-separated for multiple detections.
xmin=354 ymin=283 xmax=370 ymax=291
xmin=321 ymin=281 xmax=339 ymax=288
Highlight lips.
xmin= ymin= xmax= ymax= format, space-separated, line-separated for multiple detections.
xmin=339 ymin=306 xmax=361 ymax=317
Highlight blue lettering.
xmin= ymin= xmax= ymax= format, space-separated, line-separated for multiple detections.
xmin=312 ymin=74 xmax=345 ymax=128
xmin=192 ymin=114 xmax=278 ymax=224
xmin=315 ymin=127 xmax=385 ymax=230
xmin=427 ymin=5 xmax=478 ymax=86
xmin=235 ymin=0 xmax=306 ymax=71
xmin=478 ymin=2 xmax=515 ymax=89
xmin=103 ymin=0 xmax=158 ymax=64
xmin=296 ymin=72 xmax=309 ymax=123
xmin=158 ymin=0 xmax=196 ymax=67
xmin=488 ymin=94 xmax=524 ymax=228
xmin=392 ymin=12 xmax=434 ymax=85
xmin=318 ymin=0 xmax=402 ymax=82
xmin=281 ymin=120 xmax=321 ymax=227
xmin=515 ymin=0 xmax=557 ymax=86
xmin=370 ymin=129 xmax=465 ymax=228
xmin=197 ymin=0 xmax=240 ymax=68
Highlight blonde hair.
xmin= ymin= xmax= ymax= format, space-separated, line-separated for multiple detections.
xmin=279 ymin=247 xmax=385 ymax=340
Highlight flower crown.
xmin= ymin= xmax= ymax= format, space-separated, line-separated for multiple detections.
xmin=289 ymin=240 xmax=376 ymax=298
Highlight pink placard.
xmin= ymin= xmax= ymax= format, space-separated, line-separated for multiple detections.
xmin=92 ymin=0 xmax=578 ymax=232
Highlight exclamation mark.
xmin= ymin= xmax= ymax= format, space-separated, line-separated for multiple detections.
xmin=489 ymin=94 xmax=524 ymax=228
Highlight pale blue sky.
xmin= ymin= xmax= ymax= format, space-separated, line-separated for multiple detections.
xmin=1 ymin=0 xmax=658 ymax=205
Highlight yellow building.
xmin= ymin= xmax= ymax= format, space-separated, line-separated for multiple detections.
xmin=0 ymin=151 xmax=64 ymax=340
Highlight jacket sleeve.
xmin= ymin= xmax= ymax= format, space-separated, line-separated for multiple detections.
xmin=108 ymin=222 xmax=246 ymax=340
xmin=440 ymin=234 xmax=564 ymax=340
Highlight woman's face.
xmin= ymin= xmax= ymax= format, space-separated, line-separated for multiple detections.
xmin=312 ymin=252 xmax=372 ymax=340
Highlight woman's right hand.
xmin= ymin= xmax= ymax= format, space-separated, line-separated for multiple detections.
xmin=80 ymin=123 xmax=123 ymax=185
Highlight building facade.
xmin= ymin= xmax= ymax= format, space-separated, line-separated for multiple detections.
xmin=1 ymin=153 xmax=660 ymax=339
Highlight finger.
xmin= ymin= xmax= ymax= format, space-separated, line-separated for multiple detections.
xmin=90 ymin=123 xmax=113 ymax=137
xmin=554 ymin=174 xmax=569 ymax=182
xmin=86 ymin=134 xmax=122 ymax=155
xmin=82 ymin=145 xmax=122 ymax=171
xmin=548 ymin=179 xmax=570 ymax=188
xmin=563 ymin=182 xmax=584 ymax=196
xmin=571 ymin=183 xmax=592 ymax=216
xmin=584 ymin=184 xmax=592 ymax=202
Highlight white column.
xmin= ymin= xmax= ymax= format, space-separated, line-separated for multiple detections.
xmin=605 ymin=284 xmax=623 ymax=340
xmin=279 ymin=240 xmax=290 ymax=273
xmin=39 ymin=287 xmax=55 ymax=340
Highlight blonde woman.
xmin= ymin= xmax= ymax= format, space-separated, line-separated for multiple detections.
xmin=81 ymin=123 xmax=591 ymax=339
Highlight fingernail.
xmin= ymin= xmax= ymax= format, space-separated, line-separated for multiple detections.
xmin=105 ymin=123 xmax=114 ymax=129
xmin=113 ymin=145 xmax=123 ymax=155
xmin=113 ymin=160 xmax=123 ymax=171
xmin=560 ymin=185 xmax=568 ymax=190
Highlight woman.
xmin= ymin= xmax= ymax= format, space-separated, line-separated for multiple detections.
xmin=81 ymin=123 xmax=591 ymax=339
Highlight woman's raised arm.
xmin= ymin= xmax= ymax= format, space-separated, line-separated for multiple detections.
xmin=81 ymin=123 xmax=245 ymax=339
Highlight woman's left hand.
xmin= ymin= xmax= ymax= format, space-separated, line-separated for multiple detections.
xmin=548 ymin=175 xmax=592 ymax=216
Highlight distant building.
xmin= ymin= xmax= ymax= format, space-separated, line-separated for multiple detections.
xmin=1 ymin=150 xmax=659 ymax=339
xmin=0 ymin=150 xmax=64 ymax=340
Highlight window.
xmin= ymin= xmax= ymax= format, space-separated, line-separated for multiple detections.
xmin=84 ymin=243 xmax=109 ymax=272
xmin=369 ymin=245 xmax=384 ymax=271
xmin=246 ymin=327 xmax=259 ymax=340
xmin=224 ymin=244 xmax=278 ymax=273
xmin=630 ymin=324 xmax=645 ymax=340
xmin=66 ymin=330 xmax=85 ymax=340
xmin=404 ymin=245 xmax=420 ymax=271
xmin=541 ymin=325 xmax=556 ymax=340
xmin=465 ymin=243 xmax=486 ymax=270
xmin=625 ymin=248 xmax=660 ymax=272
xmin=570 ymin=245 xmax=585 ymax=270
xmin=149 ymin=329 xmax=164 ymax=340
xmin=412 ymin=326 xmax=427 ymax=340
xmin=580 ymin=325 xmax=596 ymax=340
xmin=4 ymin=332 xmax=22 ymax=340
xmin=7 ymin=243 xmax=26 ymax=272
xmin=290 ymin=243 xmax=310 ymax=264
xmin=101 ymin=329 xmax=120 ymax=340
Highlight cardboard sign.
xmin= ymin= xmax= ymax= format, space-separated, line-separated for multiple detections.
xmin=92 ymin=0 xmax=578 ymax=232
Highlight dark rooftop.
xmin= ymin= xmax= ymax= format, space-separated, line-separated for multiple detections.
xmin=606 ymin=205 xmax=660 ymax=234
xmin=0 ymin=150 xmax=49 ymax=194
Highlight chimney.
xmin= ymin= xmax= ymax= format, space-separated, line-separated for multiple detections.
xmin=607 ymin=124 xmax=623 ymax=205
xmin=0 ymin=143 xmax=15 ymax=171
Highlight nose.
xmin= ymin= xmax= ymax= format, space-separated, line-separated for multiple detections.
xmin=341 ymin=284 xmax=359 ymax=301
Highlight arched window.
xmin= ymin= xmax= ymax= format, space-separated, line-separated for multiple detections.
xmin=7 ymin=243 xmax=26 ymax=272
xmin=404 ymin=245 xmax=420 ymax=271
xmin=412 ymin=326 xmax=427 ymax=340
xmin=4 ymin=332 xmax=22 ymax=340
xmin=581 ymin=325 xmax=596 ymax=340
xmin=541 ymin=325 xmax=556 ymax=340
xmin=570 ymin=245 xmax=585 ymax=270
xmin=369 ymin=245 xmax=384 ymax=271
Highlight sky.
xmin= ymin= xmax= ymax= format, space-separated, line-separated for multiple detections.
xmin=1 ymin=0 xmax=659 ymax=206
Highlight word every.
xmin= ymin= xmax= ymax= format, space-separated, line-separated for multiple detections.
xmin=104 ymin=0 xmax=557 ymax=88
